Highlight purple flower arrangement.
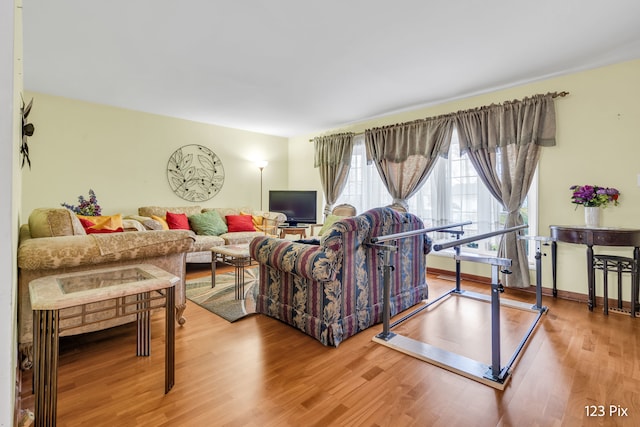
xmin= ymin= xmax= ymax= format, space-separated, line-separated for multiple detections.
xmin=61 ymin=189 xmax=102 ymax=216
xmin=570 ymin=185 xmax=620 ymax=208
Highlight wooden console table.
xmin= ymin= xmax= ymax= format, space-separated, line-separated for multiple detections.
xmin=29 ymin=264 xmax=178 ymax=426
xmin=549 ymin=225 xmax=640 ymax=315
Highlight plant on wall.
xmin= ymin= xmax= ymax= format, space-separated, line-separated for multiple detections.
xmin=21 ymin=96 xmax=35 ymax=169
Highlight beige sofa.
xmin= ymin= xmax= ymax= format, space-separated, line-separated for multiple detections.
xmin=136 ymin=206 xmax=286 ymax=263
xmin=17 ymin=208 xmax=195 ymax=369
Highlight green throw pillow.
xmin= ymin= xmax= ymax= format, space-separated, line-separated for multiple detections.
xmin=188 ymin=210 xmax=228 ymax=236
xmin=318 ymin=214 xmax=347 ymax=236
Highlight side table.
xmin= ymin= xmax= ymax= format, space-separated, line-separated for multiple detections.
xmin=29 ymin=264 xmax=179 ymax=426
xmin=210 ymin=244 xmax=252 ymax=299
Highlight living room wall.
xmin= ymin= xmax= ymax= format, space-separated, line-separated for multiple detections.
xmin=288 ymin=59 xmax=640 ymax=298
xmin=3 ymin=1 xmax=21 ymax=424
xmin=21 ymin=93 xmax=289 ymax=218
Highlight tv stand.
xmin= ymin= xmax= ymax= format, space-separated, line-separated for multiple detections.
xmin=278 ymin=224 xmax=308 ymax=239
xmin=281 ymin=222 xmax=310 ymax=228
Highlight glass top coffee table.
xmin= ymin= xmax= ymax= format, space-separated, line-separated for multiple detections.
xmin=29 ymin=264 xmax=179 ymax=425
xmin=210 ymin=244 xmax=252 ymax=299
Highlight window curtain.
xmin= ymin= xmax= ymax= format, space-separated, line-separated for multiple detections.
xmin=313 ymin=133 xmax=355 ymax=218
xmin=455 ymin=93 xmax=557 ymax=288
xmin=364 ymin=116 xmax=454 ymax=211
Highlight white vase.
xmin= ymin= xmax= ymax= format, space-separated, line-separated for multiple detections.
xmin=584 ymin=206 xmax=600 ymax=228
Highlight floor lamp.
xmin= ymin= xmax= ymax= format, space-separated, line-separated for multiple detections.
xmin=256 ymin=160 xmax=268 ymax=211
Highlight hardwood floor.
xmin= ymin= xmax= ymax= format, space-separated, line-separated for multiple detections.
xmin=20 ymin=264 xmax=640 ymax=426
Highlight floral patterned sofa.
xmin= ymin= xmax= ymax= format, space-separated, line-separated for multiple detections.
xmin=17 ymin=208 xmax=195 ymax=369
xmin=249 ymin=207 xmax=431 ymax=347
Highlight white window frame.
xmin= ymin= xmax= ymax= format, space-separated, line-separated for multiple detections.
xmin=336 ymin=131 xmax=539 ymax=264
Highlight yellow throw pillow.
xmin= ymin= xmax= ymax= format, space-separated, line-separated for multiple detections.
xmin=240 ymin=211 xmax=264 ymax=226
xmin=151 ymin=215 xmax=169 ymax=230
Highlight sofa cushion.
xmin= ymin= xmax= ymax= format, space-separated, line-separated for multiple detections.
xmin=191 ymin=234 xmax=226 ymax=252
xmin=219 ymin=231 xmax=265 ymax=245
xmin=188 ymin=210 xmax=228 ymax=236
xmin=28 ymin=208 xmax=86 ymax=238
xmin=166 ymin=212 xmax=190 ymax=230
xmin=226 ymin=215 xmax=255 ymax=232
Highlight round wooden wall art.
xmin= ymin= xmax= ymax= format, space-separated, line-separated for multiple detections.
xmin=167 ymin=144 xmax=225 ymax=202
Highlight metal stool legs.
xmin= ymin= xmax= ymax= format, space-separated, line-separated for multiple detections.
xmin=593 ymin=254 xmax=638 ymax=317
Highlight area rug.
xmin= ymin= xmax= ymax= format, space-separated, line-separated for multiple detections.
xmin=186 ymin=267 xmax=259 ymax=322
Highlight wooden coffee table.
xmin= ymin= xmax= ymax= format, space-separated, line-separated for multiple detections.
xmin=210 ymin=244 xmax=252 ymax=299
xmin=29 ymin=264 xmax=179 ymax=426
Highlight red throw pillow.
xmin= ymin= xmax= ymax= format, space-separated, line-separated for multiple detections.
xmin=165 ymin=211 xmax=190 ymax=230
xmin=78 ymin=217 xmax=95 ymax=229
xmin=78 ymin=217 xmax=124 ymax=234
xmin=226 ymin=214 xmax=256 ymax=232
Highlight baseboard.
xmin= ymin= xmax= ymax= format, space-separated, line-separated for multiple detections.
xmin=427 ymin=267 xmax=588 ymax=304
xmin=427 ymin=268 xmax=491 ymax=285
xmin=427 ymin=268 xmax=640 ymax=311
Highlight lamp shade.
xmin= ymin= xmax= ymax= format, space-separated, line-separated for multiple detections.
xmin=256 ymin=160 xmax=268 ymax=169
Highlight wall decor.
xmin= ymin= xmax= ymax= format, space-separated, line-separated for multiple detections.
xmin=167 ymin=144 xmax=225 ymax=202
xmin=21 ymin=96 xmax=35 ymax=169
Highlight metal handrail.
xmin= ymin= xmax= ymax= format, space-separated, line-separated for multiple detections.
xmin=369 ymin=221 xmax=472 ymax=244
xmin=432 ymin=224 xmax=528 ymax=251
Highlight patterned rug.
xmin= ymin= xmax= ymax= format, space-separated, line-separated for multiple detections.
xmin=186 ymin=267 xmax=259 ymax=322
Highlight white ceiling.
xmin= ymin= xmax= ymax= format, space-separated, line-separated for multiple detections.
xmin=22 ymin=0 xmax=640 ymax=137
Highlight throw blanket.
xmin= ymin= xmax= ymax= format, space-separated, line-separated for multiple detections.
xmin=92 ymin=230 xmax=194 ymax=256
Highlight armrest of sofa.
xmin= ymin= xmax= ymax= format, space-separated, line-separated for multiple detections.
xmin=250 ymin=235 xmax=339 ymax=282
xmin=18 ymin=229 xmax=195 ymax=271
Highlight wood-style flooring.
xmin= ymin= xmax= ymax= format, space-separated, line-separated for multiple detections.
xmin=19 ymin=264 xmax=640 ymax=426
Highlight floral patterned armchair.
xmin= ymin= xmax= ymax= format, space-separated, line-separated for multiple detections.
xmin=249 ymin=207 xmax=431 ymax=347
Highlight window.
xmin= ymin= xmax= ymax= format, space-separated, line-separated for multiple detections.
xmin=336 ymin=130 xmax=538 ymax=261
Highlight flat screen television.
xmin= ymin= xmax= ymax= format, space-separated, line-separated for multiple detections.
xmin=268 ymin=190 xmax=317 ymax=226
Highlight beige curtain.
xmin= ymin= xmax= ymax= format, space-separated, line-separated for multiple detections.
xmin=455 ymin=93 xmax=557 ymax=287
xmin=364 ymin=116 xmax=454 ymax=211
xmin=313 ymin=133 xmax=355 ymax=218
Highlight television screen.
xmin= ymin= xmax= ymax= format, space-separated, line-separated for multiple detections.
xmin=268 ymin=190 xmax=317 ymax=225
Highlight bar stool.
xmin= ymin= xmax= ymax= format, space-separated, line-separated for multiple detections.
xmin=593 ymin=254 xmax=639 ymax=316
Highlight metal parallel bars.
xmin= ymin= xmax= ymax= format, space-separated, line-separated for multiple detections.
xmin=371 ymin=224 xmax=548 ymax=389
xmin=374 ymin=221 xmax=471 ymax=339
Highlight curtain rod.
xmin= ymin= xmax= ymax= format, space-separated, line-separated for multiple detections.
xmin=310 ymin=91 xmax=569 ymax=141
